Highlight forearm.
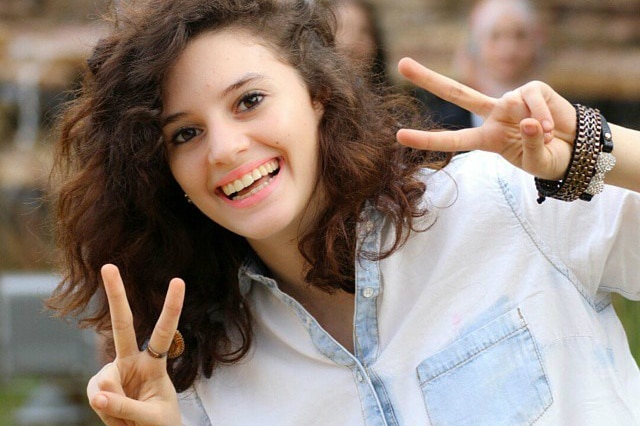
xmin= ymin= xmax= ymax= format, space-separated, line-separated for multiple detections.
xmin=605 ymin=123 xmax=640 ymax=193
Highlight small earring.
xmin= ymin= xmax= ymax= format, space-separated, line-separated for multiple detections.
xmin=184 ymin=193 xmax=192 ymax=204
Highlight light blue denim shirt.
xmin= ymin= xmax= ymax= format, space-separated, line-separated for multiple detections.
xmin=180 ymin=151 xmax=640 ymax=425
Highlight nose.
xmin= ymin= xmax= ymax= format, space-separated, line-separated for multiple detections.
xmin=206 ymin=120 xmax=250 ymax=165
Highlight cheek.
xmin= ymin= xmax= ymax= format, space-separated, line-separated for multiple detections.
xmin=518 ymin=43 xmax=537 ymax=62
xmin=168 ymin=151 xmax=199 ymax=190
xmin=479 ymin=42 xmax=498 ymax=60
xmin=167 ymin=152 xmax=181 ymax=179
xmin=274 ymin=107 xmax=320 ymax=149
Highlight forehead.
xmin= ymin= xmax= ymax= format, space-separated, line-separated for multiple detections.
xmin=164 ymin=29 xmax=277 ymax=88
xmin=473 ymin=1 xmax=535 ymax=35
xmin=174 ymin=29 xmax=270 ymax=66
xmin=161 ymin=28 xmax=308 ymax=114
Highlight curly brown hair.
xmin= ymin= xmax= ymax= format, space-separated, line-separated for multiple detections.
xmin=48 ymin=0 xmax=446 ymax=392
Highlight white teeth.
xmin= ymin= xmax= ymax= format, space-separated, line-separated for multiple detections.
xmin=241 ymin=174 xmax=254 ymax=187
xmin=233 ymin=181 xmax=270 ymax=201
xmin=221 ymin=159 xmax=279 ymax=197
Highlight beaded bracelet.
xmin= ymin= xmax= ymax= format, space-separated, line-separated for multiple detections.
xmin=535 ymin=104 xmax=615 ymax=203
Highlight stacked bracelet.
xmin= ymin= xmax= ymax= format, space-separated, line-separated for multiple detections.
xmin=535 ymin=104 xmax=615 ymax=204
xmin=582 ymin=114 xmax=616 ymax=201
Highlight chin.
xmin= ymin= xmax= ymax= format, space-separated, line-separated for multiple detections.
xmin=233 ymin=215 xmax=293 ymax=242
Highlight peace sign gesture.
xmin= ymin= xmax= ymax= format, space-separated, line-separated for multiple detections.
xmin=396 ymin=58 xmax=578 ymax=181
xmin=87 ymin=264 xmax=184 ymax=425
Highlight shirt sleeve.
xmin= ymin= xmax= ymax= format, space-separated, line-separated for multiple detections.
xmin=492 ymin=153 xmax=640 ymax=301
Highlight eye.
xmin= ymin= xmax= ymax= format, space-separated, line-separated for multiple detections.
xmin=237 ymin=92 xmax=264 ymax=112
xmin=172 ymin=127 xmax=202 ymax=144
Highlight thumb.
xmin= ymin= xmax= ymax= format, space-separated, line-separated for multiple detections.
xmin=520 ymin=118 xmax=549 ymax=177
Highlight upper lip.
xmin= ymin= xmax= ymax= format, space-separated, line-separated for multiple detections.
xmin=216 ymin=158 xmax=280 ymax=197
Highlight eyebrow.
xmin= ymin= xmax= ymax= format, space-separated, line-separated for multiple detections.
xmin=161 ymin=72 xmax=267 ymax=128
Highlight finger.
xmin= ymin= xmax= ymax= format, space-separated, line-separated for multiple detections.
xmin=101 ymin=264 xmax=139 ymax=357
xmin=89 ymin=391 xmax=165 ymax=425
xmin=397 ymin=127 xmax=483 ymax=152
xmin=91 ymin=363 xmax=126 ymax=397
xmin=398 ymin=57 xmax=496 ymax=118
xmin=520 ymin=118 xmax=552 ymax=177
xmin=519 ymin=83 xmax=555 ymax=141
xmin=88 ymin=370 xmax=127 ymax=426
xmin=89 ymin=393 xmax=128 ymax=426
xmin=147 ymin=278 xmax=186 ymax=359
xmin=87 ymin=370 xmax=103 ymax=402
xmin=87 ymin=362 xmax=123 ymax=396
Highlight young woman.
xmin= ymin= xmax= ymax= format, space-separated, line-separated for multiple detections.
xmin=49 ymin=0 xmax=640 ymax=424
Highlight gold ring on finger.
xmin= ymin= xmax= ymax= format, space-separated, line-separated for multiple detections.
xmin=145 ymin=330 xmax=184 ymax=360
xmin=146 ymin=344 xmax=167 ymax=359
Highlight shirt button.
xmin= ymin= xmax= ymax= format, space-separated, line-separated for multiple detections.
xmin=364 ymin=221 xmax=374 ymax=232
xmin=362 ymin=287 xmax=375 ymax=298
xmin=356 ymin=372 xmax=364 ymax=382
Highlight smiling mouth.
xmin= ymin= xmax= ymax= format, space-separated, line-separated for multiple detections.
xmin=220 ymin=159 xmax=280 ymax=201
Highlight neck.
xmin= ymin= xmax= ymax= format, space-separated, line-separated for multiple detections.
xmin=250 ymin=234 xmax=356 ymax=353
xmin=247 ymin=207 xmax=356 ymax=353
xmin=250 ymin=234 xmax=308 ymax=291
xmin=248 ymin=185 xmax=328 ymax=292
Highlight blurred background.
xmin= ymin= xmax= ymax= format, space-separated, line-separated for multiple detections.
xmin=0 ymin=0 xmax=638 ymax=424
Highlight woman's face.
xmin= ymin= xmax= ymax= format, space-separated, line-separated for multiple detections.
xmin=335 ymin=3 xmax=377 ymax=68
xmin=476 ymin=10 xmax=537 ymax=84
xmin=162 ymin=29 xmax=324 ymax=245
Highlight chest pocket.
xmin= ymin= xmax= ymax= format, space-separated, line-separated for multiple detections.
xmin=416 ymin=308 xmax=552 ymax=426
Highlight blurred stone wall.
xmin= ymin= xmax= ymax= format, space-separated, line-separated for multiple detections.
xmin=1 ymin=0 xmax=639 ymax=109
xmin=2 ymin=0 xmax=639 ymax=100
xmin=0 ymin=0 xmax=106 ymax=22
xmin=0 ymin=0 xmax=109 ymax=269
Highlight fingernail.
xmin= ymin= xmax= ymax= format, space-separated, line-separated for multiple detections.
xmin=94 ymin=394 xmax=108 ymax=409
xmin=523 ymin=122 xmax=538 ymax=136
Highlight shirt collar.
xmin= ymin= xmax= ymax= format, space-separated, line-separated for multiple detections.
xmin=237 ymin=205 xmax=384 ymax=296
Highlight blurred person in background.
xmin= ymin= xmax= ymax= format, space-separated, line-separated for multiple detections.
xmin=334 ymin=0 xmax=390 ymax=89
xmin=416 ymin=0 xmax=546 ymax=129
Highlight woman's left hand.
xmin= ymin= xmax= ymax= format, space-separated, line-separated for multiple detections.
xmin=396 ymin=57 xmax=577 ymax=181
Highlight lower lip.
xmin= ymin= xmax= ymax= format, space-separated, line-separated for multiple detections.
xmin=219 ymin=163 xmax=282 ymax=209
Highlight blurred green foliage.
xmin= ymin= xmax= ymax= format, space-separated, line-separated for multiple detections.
xmin=0 ymin=378 xmax=38 ymax=426
xmin=614 ymin=295 xmax=640 ymax=365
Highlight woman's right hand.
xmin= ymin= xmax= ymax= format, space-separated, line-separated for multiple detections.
xmin=87 ymin=264 xmax=185 ymax=425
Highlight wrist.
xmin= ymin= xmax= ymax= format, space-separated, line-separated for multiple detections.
xmin=535 ymin=104 xmax=615 ymax=203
